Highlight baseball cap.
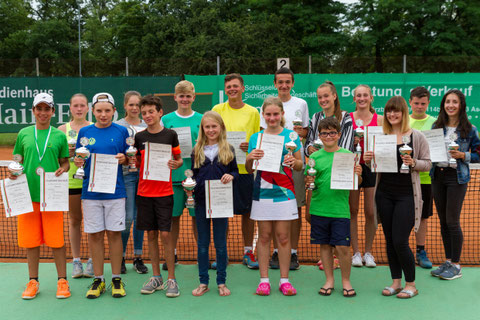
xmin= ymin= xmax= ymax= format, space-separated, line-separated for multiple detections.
xmin=33 ymin=93 xmax=54 ymax=108
xmin=92 ymin=92 xmax=115 ymax=106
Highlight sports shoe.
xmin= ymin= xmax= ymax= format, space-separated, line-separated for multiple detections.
xmin=84 ymin=258 xmax=94 ymax=278
xmin=290 ymin=253 xmax=300 ymax=270
xmin=86 ymin=278 xmax=106 ymax=299
xmin=133 ymin=258 xmax=149 ymax=274
xmin=164 ymin=279 xmax=180 ymax=298
xmin=416 ymin=250 xmax=433 ymax=269
xmin=121 ymin=258 xmax=127 ymax=274
xmin=140 ymin=277 xmax=163 ymax=294
xmin=256 ymin=282 xmax=271 ymax=296
xmin=72 ymin=260 xmax=84 ymax=278
xmin=56 ymin=279 xmax=71 ymax=299
xmin=111 ymin=277 xmax=126 ymax=298
xmin=363 ymin=252 xmax=377 ymax=268
xmin=270 ymin=252 xmax=280 ymax=269
xmin=352 ymin=252 xmax=363 ymax=267
xmin=279 ymin=282 xmax=297 ymax=296
xmin=162 ymin=255 xmax=178 ymax=271
xmin=431 ymin=261 xmax=449 ymax=277
xmin=22 ymin=279 xmax=39 ymax=300
xmin=243 ymin=250 xmax=259 ymax=269
xmin=439 ymin=262 xmax=462 ymax=280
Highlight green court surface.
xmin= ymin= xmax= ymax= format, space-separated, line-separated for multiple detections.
xmin=1 ymin=262 xmax=478 ymax=320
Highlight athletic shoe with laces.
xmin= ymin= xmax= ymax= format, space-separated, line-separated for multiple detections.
xmin=121 ymin=258 xmax=127 ymax=274
xmin=133 ymin=258 xmax=149 ymax=274
xmin=84 ymin=258 xmax=94 ymax=278
xmin=351 ymin=252 xmax=363 ymax=267
xmin=416 ymin=250 xmax=433 ymax=269
xmin=111 ymin=277 xmax=126 ymax=298
xmin=140 ymin=277 xmax=163 ymax=294
xmin=22 ymin=279 xmax=39 ymax=300
xmin=56 ymin=279 xmax=71 ymax=299
xmin=439 ymin=261 xmax=462 ymax=280
xmin=290 ymin=253 xmax=300 ymax=270
xmin=86 ymin=278 xmax=105 ymax=299
xmin=363 ymin=252 xmax=377 ymax=268
xmin=162 ymin=255 xmax=178 ymax=271
xmin=269 ymin=252 xmax=280 ymax=269
xmin=279 ymin=282 xmax=297 ymax=296
xmin=431 ymin=261 xmax=449 ymax=277
xmin=243 ymin=250 xmax=259 ymax=269
xmin=72 ymin=260 xmax=84 ymax=278
xmin=164 ymin=279 xmax=180 ymax=297
xmin=256 ymin=282 xmax=271 ymax=296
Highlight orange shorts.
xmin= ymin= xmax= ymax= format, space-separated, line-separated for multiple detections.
xmin=17 ymin=202 xmax=65 ymax=248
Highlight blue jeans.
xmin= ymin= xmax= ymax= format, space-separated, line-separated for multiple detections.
xmin=121 ymin=172 xmax=144 ymax=255
xmin=196 ymin=205 xmax=228 ymax=285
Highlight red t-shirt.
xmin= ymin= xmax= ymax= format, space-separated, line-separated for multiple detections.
xmin=350 ymin=112 xmax=378 ymax=164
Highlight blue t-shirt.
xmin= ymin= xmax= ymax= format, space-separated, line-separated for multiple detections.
xmin=76 ymin=123 xmax=129 ymax=200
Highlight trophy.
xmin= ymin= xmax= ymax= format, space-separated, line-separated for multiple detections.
xmin=182 ymin=169 xmax=196 ymax=208
xmin=282 ymin=132 xmax=298 ymax=167
xmin=8 ymin=154 xmax=24 ymax=176
xmin=399 ymin=135 xmax=413 ymax=174
xmin=73 ymin=137 xmax=91 ymax=180
xmin=448 ymin=133 xmax=459 ymax=168
xmin=67 ymin=130 xmax=77 ymax=161
xmin=125 ymin=137 xmax=138 ymax=172
xmin=292 ymin=110 xmax=303 ymax=127
xmin=306 ymin=159 xmax=317 ymax=190
xmin=313 ymin=138 xmax=323 ymax=150
xmin=354 ymin=120 xmax=365 ymax=139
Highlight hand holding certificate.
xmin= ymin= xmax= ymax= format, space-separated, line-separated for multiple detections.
xmin=364 ymin=126 xmax=384 ymax=153
xmin=227 ymin=131 xmax=247 ymax=165
xmin=143 ymin=142 xmax=172 ymax=181
xmin=423 ymin=129 xmax=448 ymax=163
xmin=0 ymin=174 xmax=33 ymax=217
xmin=205 ymin=180 xmax=234 ymax=218
xmin=172 ymin=127 xmax=193 ymax=159
xmin=88 ymin=153 xmax=119 ymax=194
xmin=253 ymin=133 xmax=285 ymax=173
xmin=331 ymin=153 xmax=359 ymax=190
xmin=40 ymin=171 xmax=69 ymax=212
xmin=371 ymin=135 xmax=397 ymax=173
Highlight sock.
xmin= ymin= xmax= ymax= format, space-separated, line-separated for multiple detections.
xmin=112 ymin=274 xmax=121 ymax=279
xmin=260 ymin=278 xmax=269 ymax=284
xmin=174 ymin=248 xmax=177 ymax=255
xmin=244 ymin=246 xmax=253 ymax=254
xmin=95 ymin=275 xmax=104 ymax=281
xmin=29 ymin=277 xmax=38 ymax=282
xmin=273 ymin=248 xmax=278 ymax=254
xmin=279 ymin=278 xmax=289 ymax=285
xmin=73 ymin=257 xmax=81 ymax=262
xmin=123 ymin=253 xmax=126 ymax=258
xmin=291 ymin=249 xmax=297 ymax=255
xmin=153 ymin=275 xmax=162 ymax=279
xmin=453 ymin=263 xmax=461 ymax=269
xmin=416 ymin=245 xmax=425 ymax=253
xmin=58 ymin=277 xmax=66 ymax=280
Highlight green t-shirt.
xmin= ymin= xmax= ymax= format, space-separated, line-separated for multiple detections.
xmin=305 ymin=148 xmax=351 ymax=219
xmin=13 ymin=126 xmax=69 ymax=202
xmin=161 ymin=111 xmax=203 ymax=184
xmin=409 ymin=114 xmax=436 ymax=184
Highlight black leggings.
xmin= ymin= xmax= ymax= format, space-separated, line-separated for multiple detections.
xmin=376 ymin=189 xmax=415 ymax=282
xmin=432 ymin=167 xmax=468 ymax=263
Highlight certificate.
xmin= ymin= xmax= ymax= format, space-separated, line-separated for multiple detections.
xmin=172 ymin=127 xmax=193 ymax=159
xmin=331 ymin=153 xmax=358 ymax=190
xmin=227 ymin=131 xmax=247 ymax=165
xmin=40 ymin=172 xmax=69 ymax=212
xmin=423 ymin=129 xmax=448 ymax=163
xmin=254 ymin=133 xmax=285 ymax=173
xmin=372 ymin=135 xmax=397 ymax=173
xmin=205 ymin=180 xmax=234 ymax=218
xmin=143 ymin=142 xmax=171 ymax=181
xmin=364 ymin=126 xmax=384 ymax=153
xmin=0 ymin=174 xmax=33 ymax=217
xmin=88 ymin=153 xmax=119 ymax=194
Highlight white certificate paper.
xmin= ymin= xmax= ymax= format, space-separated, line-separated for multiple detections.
xmin=227 ymin=131 xmax=247 ymax=165
xmin=40 ymin=172 xmax=69 ymax=212
xmin=143 ymin=142 xmax=171 ymax=181
xmin=254 ymin=133 xmax=285 ymax=173
xmin=172 ymin=127 xmax=192 ymax=159
xmin=423 ymin=129 xmax=447 ymax=163
xmin=331 ymin=153 xmax=358 ymax=190
xmin=372 ymin=135 xmax=398 ymax=173
xmin=205 ymin=180 xmax=234 ymax=218
xmin=365 ymin=126 xmax=384 ymax=153
xmin=88 ymin=153 xmax=119 ymax=194
xmin=1 ymin=175 xmax=33 ymax=217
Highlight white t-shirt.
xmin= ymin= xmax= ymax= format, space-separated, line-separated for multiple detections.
xmin=260 ymin=96 xmax=309 ymax=130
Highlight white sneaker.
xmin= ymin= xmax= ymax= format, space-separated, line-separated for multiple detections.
xmin=363 ymin=252 xmax=376 ymax=268
xmin=352 ymin=252 xmax=363 ymax=267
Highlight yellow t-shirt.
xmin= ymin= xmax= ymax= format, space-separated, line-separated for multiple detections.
xmin=64 ymin=122 xmax=93 ymax=189
xmin=212 ymin=102 xmax=260 ymax=174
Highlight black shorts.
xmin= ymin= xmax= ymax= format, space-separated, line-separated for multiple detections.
xmin=310 ymin=215 xmax=351 ymax=246
xmin=136 ymin=195 xmax=174 ymax=231
xmin=359 ymin=163 xmax=376 ymax=189
xmin=421 ymin=184 xmax=433 ymax=219
xmin=69 ymin=188 xmax=82 ymax=195
xmin=233 ymin=174 xmax=253 ymax=215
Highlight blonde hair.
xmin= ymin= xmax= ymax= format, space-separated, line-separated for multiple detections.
xmin=193 ymin=111 xmax=234 ymax=168
xmin=261 ymin=96 xmax=286 ymax=127
xmin=175 ymin=80 xmax=195 ymax=95
xmin=69 ymin=93 xmax=88 ymax=121
xmin=353 ymin=84 xmax=375 ymax=113
xmin=318 ymin=81 xmax=342 ymax=121
xmin=123 ymin=91 xmax=141 ymax=117
xmin=383 ymin=96 xmax=411 ymax=134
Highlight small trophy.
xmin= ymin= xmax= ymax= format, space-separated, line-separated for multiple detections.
xmin=67 ymin=130 xmax=77 ymax=161
xmin=448 ymin=133 xmax=459 ymax=168
xmin=73 ymin=137 xmax=91 ymax=180
xmin=8 ymin=154 xmax=24 ymax=176
xmin=399 ymin=135 xmax=413 ymax=174
xmin=182 ymin=169 xmax=196 ymax=208
xmin=292 ymin=110 xmax=303 ymax=127
xmin=126 ymin=137 xmax=138 ymax=172
xmin=282 ymin=132 xmax=298 ymax=167
xmin=306 ymin=159 xmax=317 ymax=190
xmin=354 ymin=120 xmax=365 ymax=139
xmin=313 ymin=138 xmax=323 ymax=150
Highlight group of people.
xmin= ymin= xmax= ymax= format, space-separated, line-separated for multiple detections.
xmin=9 ymin=68 xmax=479 ymax=301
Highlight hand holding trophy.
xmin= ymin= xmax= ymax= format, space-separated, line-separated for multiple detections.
xmin=282 ymin=132 xmax=298 ymax=167
xmin=448 ymin=133 xmax=459 ymax=168
xmin=8 ymin=154 xmax=24 ymax=176
xmin=73 ymin=137 xmax=90 ymax=180
xmin=399 ymin=135 xmax=413 ymax=174
xmin=182 ymin=169 xmax=196 ymax=209
xmin=306 ymin=159 xmax=317 ymax=190
xmin=126 ymin=137 xmax=138 ymax=172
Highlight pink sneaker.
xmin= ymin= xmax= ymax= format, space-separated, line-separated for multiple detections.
xmin=279 ymin=282 xmax=297 ymax=296
xmin=256 ymin=282 xmax=271 ymax=296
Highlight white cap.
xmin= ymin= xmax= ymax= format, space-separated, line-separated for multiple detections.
xmin=33 ymin=93 xmax=54 ymax=108
xmin=92 ymin=92 xmax=115 ymax=106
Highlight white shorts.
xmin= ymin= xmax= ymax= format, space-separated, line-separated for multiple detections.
xmin=82 ymin=199 xmax=126 ymax=233
xmin=250 ymin=199 xmax=298 ymax=221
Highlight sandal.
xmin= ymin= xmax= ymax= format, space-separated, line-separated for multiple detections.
xmin=343 ymin=288 xmax=356 ymax=297
xmin=397 ymin=289 xmax=418 ymax=299
xmin=382 ymin=286 xmax=403 ymax=296
xmin=256 ymin=282 xmax=271 ymax=296
xmin=279 ymin=282 xmax=297 ymax=296
xmin=218 ymin=284 xmax=231 ymax=297
xmin=318 ymin=287 xmax=334 ymax=296
xmin=192 ymin=284 xmax=209 ymax=297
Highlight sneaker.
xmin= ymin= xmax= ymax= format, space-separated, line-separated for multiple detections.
xmin=72 ymin=260 xmax=84 ymax=278
xmin=269 ymin=252 xmax=280 ymax=269
xmin=133 ymin=258 xmax=149 ymax=274
xmin=279 ymin=282 xmax=297 ymax=296
xmin=86 ymin=278 xmax=106 ymax=299
xmin=162 ymin=255 xmax=178 ymax=271
xmin=352 ymin=252 xmax=363 ymax=267
xmin=439 ymin=262 xmax=462 ymax=280
xmin=431 ymin=261 xmax=449 ymax=277
xmin=290 ymin=253 xmax=300 ymax=270
xmin=111 ymin=277 xmax=126 ymax=298
xmin=164 ymin=279 xmax=180 ymax=298
xmin=256 ymin=282 xmax=271 ymax=296
xmin=140 ymin=277 xmax=163 ymax=294
xmin=84 ymin=258 xmax=94 ymax=278
xmin=121 ymin=258 xmax=127 ymax=274
xmin=22 ymin=279 xmax=39 ymax=300
xmin=363 ymin=252 xmax=377 ymax=268
xmin=416 ymin=250 xmax=433 ymax=269
xmin=243 ymin=250 xmax=259 ymax=269
xmin=56 ymin=279 xmax=71 ymax=299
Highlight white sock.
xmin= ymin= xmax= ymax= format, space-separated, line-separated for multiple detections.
xmin=111 ymin=274 xmax=120 ymax=279
xmin=273 ymin=248 xmax=278 ymax=254
xmin=260 ymin=278 xmax=269 ymax=284
xmin=95 ymin=275 xmax=104 ymax=281
xmin=73 ymin=257 xmax=81 ymax=262
xmin=454 ymin=263 xmax=461 ymax=269
xmin=279 ymin=278 xmax=289 ymax=285
xmin=291 ymin=249 xmax=297 ymax=254
xmin=174 ymin=248 xmax=177 ymax=255
xmin=244 ymin=246 xmax=253 ymax=254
